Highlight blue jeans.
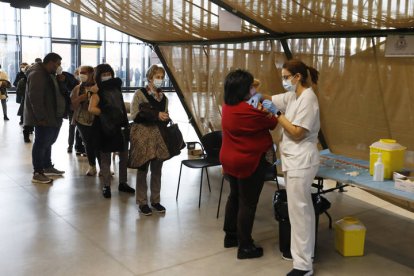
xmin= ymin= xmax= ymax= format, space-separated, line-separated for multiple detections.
xmin=32 ymin=125 xmax=61 ymax=172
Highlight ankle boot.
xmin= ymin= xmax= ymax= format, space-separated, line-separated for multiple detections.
xmin=237 ymin=244 xmax=263 ymax=259
xmin=23 ymin=131 xmax=30 ymax=143
xmin=224 ymin=233 xmax=238 ymax=248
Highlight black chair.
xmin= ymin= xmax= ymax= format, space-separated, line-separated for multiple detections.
xmin=176 ymin=130 xmax=222 ymax=208
xmin=217 ymin=162 xmax=280 ymax=218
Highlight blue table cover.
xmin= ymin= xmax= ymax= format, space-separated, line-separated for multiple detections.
xmin=318 ymin=149 xmax=414 ymax=203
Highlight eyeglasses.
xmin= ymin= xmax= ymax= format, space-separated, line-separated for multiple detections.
xmin=281 ymin=74 xmax=292 ymax=80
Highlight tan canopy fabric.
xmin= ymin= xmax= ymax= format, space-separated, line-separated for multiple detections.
xmin=51 ymin=0 xmax=414 ymax=165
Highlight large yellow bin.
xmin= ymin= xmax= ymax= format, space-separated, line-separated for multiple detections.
xmin=369 ymin=139 xmax=406 ymax=179
xmin=335 ymin=217 xmax=366 ymax=257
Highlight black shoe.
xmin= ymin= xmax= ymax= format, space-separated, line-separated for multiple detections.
xmin=75 ymin=148 xmax=86 ymax=156
xmin=237 ymin=244 xmax=263 ymax=259
xmin=118 ymin=183 xmax=135 ymax=194
xmin=224 ymin=234 xmax=238 ymax=248
xmin=281 ymin=251 xmax=293 ymax=261
xmin=139 ymin=204 xmax=152 ymax=216
xmin=67 ymin=146 xmax=73 ymax=153
xmin=4 ymin=116 xmax=9 ymax=121
xmin=102 ymin=186 xmax=111 ymax=198
xmin=151 ymin=203 xmax=166 ymax=213
xmin=286 ymin=269 xmax=313 ymax=276
xmin=19 ymin=121 xmax=23 ymax=125
xmin=23 ymin=136 xmax=31 ymax=143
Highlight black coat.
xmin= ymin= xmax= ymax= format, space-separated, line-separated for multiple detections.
xmin=96 ymin=78 xmax=129 ymax=153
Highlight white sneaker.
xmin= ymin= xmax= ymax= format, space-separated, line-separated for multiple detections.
xmin=86 ymin=165 xmax=97 ymax=176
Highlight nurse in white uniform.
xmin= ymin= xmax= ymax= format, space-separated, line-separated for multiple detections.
xmin=271 ymin=59 xmax=320 ymax=276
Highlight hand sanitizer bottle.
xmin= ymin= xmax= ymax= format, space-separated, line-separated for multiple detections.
xmin=373 ymin=153 xmax=384 ymax=181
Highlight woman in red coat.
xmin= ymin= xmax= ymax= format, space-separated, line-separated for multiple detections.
xmin=220 ymin=69 xmax=278 ymax=259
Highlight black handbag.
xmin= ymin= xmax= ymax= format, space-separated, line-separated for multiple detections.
xmin=163 ymin=120 xmax=186 ymax=158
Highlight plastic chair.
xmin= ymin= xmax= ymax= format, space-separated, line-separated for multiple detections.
xmin=176 ymin=130 xmax=222 ymax=208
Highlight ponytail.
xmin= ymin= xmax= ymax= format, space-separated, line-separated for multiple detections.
xmin=283 ymin=59 xmax=319 ymax=87
xmin=307 ymin=66 xmax=319 ymax=85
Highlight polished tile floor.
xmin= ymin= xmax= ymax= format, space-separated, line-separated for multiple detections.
xmin=0 ymin=94 xmax=413 ymax=276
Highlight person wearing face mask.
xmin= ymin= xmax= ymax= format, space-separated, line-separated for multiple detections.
xmin=0 ymin=64 xmax=11 ymax=121
xmin=71 ymin=66 xmax=100 ymax=176
xmin=16 ymin=64 xmax=34 ymax=142
xmin=220 ymin=69 xmax=278 ymax=259
xmin=24 ymin=52 xmax=66 ymax=184
xmin=14 ymin=62 xmax=28 ymax=94
xmin=88 ymin=64 xmax=135 ymax=198
xmin=128 ymin=64 xmax=170 ymax=216
xmin=266 ymin=59 xmax=319 ymax=276
xmin=66 ymin=67 xmax=85 ymax=155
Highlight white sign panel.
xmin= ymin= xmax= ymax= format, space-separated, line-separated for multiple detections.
xmin=218 ymin=9 xmax=241 ymax=32
xmin=385 ymin=35 xmax=414 ymax=57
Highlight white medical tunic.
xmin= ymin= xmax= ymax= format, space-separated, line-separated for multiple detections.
xmin=272 ymin=88 xmax=320 ymax=172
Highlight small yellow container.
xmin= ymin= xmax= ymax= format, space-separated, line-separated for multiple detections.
xmin=334 ymin=217 xmax=366 ymax=257
xmin=369 ymin=139 xmax=406 ymax=179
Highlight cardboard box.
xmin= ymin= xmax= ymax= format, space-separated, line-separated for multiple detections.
xmin=393 ymin=171 xmax=414 ymax=193
xmin=188 ymin=149 xmax=203 ymax=156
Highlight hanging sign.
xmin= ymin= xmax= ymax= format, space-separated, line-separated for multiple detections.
xmin=385 ymin=35 xmax=414 ymax=57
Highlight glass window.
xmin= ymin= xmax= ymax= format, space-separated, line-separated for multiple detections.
xmin=0 ymin=3 xmax=18 ymax=35
xmin=130 ymin=43 xmax=145 ymax=86
xmin=81 ymin=16 xmax=103 ymax=40
xmin=105 ymin=26 xmax=122 ymax=42
xmin=52 ymin=43 xmax=74 ymax=73
xmin=21 ymin=6 xmax=50 ymax=37
xmin=0 ymin=35 xmax=19 ymax=84
xmin=22 ymin=37 xmax=50 ymax=66
xmin=81 ymin=45 xmax=101 ymax=67
xmin=105 ymin=41 xmax=122 ymax=78
xmin=51 ymin=4 xmax=73 ymax=38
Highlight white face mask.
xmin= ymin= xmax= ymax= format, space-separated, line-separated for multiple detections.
xmin=56 ymin=65 xmax=63 ymax=75
xmin=21 ymin=67 xmax=26 ymax=73
xmin=282 ymin=78 xmax=297 ymax=92
xmin=153 ymin=79 xmax=163 ymax=88
xmin=101 ymin=76 xmax=112 ymax=82
xmin=79 ymin=74 xmax=88 ymax=83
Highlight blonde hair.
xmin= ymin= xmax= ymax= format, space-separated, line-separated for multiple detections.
xmin=252 ymin=78 xmax=261 ymax=89
xmin=80 ymin=65 xmax=94 ymax=74
xmin=146 ymin=64 xmax=165 ymax=81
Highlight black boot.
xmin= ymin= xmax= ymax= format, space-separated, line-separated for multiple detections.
xmin=237 ymin=244 xmax=263 ymax=259
xmin=224 ymin=232 xmax=238 ymax=248
xmin=23 ymin=130 xmax=30 ymax=143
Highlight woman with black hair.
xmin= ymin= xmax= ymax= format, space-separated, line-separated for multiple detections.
xmin=220 ymin=69 xmax=278 ymax=259
xmin=88 ymin=63 xmax=135 ymax=198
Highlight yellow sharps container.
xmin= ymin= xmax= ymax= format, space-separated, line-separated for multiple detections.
xmin=369 ymin=139 xmax=406 ymax=179
xmin=335 ymin=217 xmax=366 ymax=257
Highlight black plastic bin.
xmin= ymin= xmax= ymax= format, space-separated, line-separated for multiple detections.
xmin=272 ymin=189 xmax=331 ymax=256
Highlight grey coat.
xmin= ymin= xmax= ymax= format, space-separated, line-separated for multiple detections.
xmin=24 ymin=63 xmax=62 ymax=127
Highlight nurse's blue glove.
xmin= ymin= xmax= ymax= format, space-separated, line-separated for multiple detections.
xmin=262 ymin=99 xmax=278 ymax=114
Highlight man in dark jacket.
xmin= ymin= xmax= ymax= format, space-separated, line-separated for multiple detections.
xmin=24 ymin=52 xmax=66 ymax=184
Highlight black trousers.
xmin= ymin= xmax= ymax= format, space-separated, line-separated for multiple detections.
xmin=68 ymin=113 xmax=83 ymax=150
xmin=77 ymin=122 xmax=100 ymax=167
xmin=223 ymin=156 xmax=267 ymax=248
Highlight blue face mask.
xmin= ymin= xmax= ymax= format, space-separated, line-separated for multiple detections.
xmin=282 ymin=78 xmax=297 ymax=92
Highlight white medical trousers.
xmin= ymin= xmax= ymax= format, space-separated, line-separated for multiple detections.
xmin=285 ymin=165 xmax=319 ymax=271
